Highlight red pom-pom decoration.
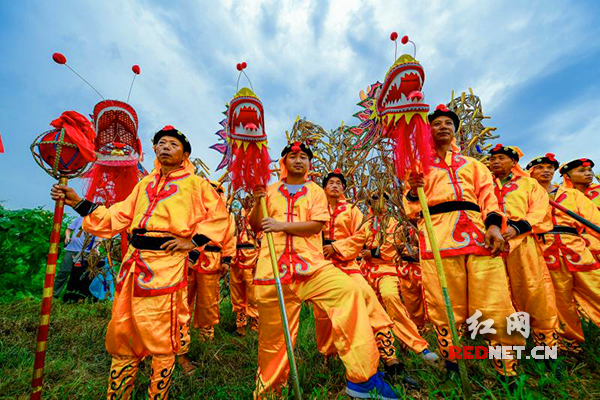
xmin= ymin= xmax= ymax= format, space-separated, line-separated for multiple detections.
xmin=546 ymin=153 xmax=556 ymax=161
xmin=242 ymin=62 xmax=247 ymax=69
xmin=390 ymin=32 xmax=398 ymax=41
xmin=132 ymin=65 xmax=141 ymax=74
xmin=236 ymin=63 xmax=243 ymax=71
xmin=162 ymin=125 xmax=175 ymax=130
xmin=52 ymin=52 xmax=67 ymax=64
xmin=291 ymin=141 xmax=302 ymax=153
xmin=401 ymin=35 xmax=409 ymax=45
xmin=493 ymin=144 xmax=503 ymax=151
xmin=333 ymin=168 xmax=342 ymax=174
xmin=436 ymin=104 xmax=449 ymax=112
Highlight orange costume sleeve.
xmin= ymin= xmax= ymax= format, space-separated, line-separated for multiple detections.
xmin=330 ymin=205 xmax=367 ymax=262
xmin=403 ymin=151 xmax=503 ymax=259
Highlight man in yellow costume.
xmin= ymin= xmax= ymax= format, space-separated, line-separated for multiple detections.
xmin=528 ymin=155 xmax=600 ymax=354
xmin=51 ymin=125 xmax=228 ymax=399
xmin=405 ymin=105 xmax=524 ymax=380
xmin=314 ymin=169 xmax=426 ymax=388
xmin=360 ymin=192 xmax=437 ymax=361
xmin=186 ymin=182 xmax=236 ymax=342
xmin=249 ymin=142 xmax=402 ymax=399
xmin=230 ymin=195 xmax=260 ymax=336
xmin=488 ymin=145 xmax=559 ymax=350
xmin=559 ymin=158 xmax=600 ymax=262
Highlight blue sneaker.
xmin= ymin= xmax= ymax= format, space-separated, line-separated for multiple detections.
xmin=346 ymin=372 xmax=400 ymax=399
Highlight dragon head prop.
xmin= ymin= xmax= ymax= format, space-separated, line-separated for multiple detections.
xmin=213 ymin=63 xmax=271 ymax=192
xmin=347 ymin=34 xmax=433 ymax=177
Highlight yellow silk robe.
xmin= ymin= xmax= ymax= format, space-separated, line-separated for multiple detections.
xmin=253 ymin=181 xmax=330 ymax=285
xmin=403 ymin=151 xmax=503 ymax=259
xmin=494 ymin=174 xmax=552 ymax=252
xmin=540 ymin=186 xmax=600 ymax=271
xmin=324 ymin=200 xmax=367 ymax=274
xmin=362 ymin=217 xmax=401 ymax=278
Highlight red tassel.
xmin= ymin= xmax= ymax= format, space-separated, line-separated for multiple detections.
xmin=229 ymin=143 xmax=271 ymax=191
xmin=83 ymin=164 xmax=141 ymax=206
xmin=385 ymin=116 xmax=433 ymax=178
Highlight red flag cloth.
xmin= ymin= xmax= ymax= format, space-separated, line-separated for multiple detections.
xmin=50 ymin=111 xmax=96 ymax=162
xmin=0 ymin=131 xmax=4 ymax=153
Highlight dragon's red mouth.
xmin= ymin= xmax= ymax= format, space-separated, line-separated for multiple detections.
xmin=229 ymin=99 xmax=265 ymax=138
xmin=377 ymin=64 xmax=426 ymax=114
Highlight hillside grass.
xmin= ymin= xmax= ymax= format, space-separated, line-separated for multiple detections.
xmin=1 ymin=296 xmax=600 ymax=399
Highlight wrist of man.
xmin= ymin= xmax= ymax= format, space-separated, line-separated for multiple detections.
xmin=406 ymin=189 xmax=419 ymax=202
xmin=73 ymin=199 xmax=99 ymax=217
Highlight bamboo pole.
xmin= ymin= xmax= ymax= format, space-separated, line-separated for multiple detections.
xmin=30 ymin=176 xmax=68 ymax=400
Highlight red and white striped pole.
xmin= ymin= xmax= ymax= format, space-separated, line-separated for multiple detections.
xmin=30 ymin=176 xmax=68 ymax=400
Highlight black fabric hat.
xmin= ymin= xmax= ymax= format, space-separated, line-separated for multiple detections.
xmin=153 ymin=125 xmax=191 ymax=154
xmin=559 ymin=158 xmax=595 ymax=176
xmin=322 ymin=169 xmax=347 ymax=188
xmin=525 ymin=153 xmax=559 ymax=171
xmin=428 ymin=104 xmax=460 ymax=131
xmin=281 ymin=141 xmax=314 ymax=160
xmin=489 ymin=144 xmax=519 ymax=161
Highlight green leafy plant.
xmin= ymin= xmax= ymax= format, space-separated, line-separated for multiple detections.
xmin=0 ymin=204 xmax=73 ymax=303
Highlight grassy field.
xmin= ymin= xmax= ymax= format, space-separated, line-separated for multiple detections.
xmin=1 ymin=296 xmax=600 ymax=399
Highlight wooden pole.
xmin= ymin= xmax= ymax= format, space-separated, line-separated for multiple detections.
xmin=417 ymin=187 xmax=471 ymax=398
xmin=30 ymin=176 xmax=68 ymax=399
xmin=259 ymin=197 xmax=302 ymax=400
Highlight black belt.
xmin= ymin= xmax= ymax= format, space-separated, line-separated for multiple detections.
xmin=401 ymin=255 xmax=418 ymax=263
xmin=546 ymin=226 xmax=578 ymax=235
xmin=130 ymin=234 xmax=174 ymax=251
xmin=204 ymin=245 xmax=221 ymax=252
xmin=323 ymin=239 xmax=335 ymax=246
xmin=420 ymin=201 xmax=480 ymax=217
xmin=236 ymin=243 xmax=256 ymax=250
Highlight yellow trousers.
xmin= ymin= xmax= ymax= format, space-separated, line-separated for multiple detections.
xmin=549 ymin=260 xmax=600 ymax=346
xmin=254 ymin=265 xmax=379 ymax=398
xmin=505 ymin=236 xmax=559 ymax=347
xmin=106 ymin=354 xmax=175 ymax=399
xmin=105 ymin=272 xmax=187 ymax=398
xmin=187 ymin=270 xmax=220 ymax=340
xmin=371 ymin=275 xmax=428 ymax=353
xmin=313 ymin=273 xmax=398 ymax=365
xmin=230 ymin=267 xmax=258 ymax=327
xmin=399 ymin=268 xmax=426 ymax=328
xmin=421 ymin=254 xmax=524 ymax=376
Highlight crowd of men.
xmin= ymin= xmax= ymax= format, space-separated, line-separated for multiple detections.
xmin=50 ymin=104 xmax=600 ymax=399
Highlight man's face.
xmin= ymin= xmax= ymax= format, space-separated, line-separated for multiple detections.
xmin=568 ymin=166 xmax=594 ymax=186
xmin=530 ymin=163 xmax=556 ymax=184
xmin=430 ymin=116 xmax=455 ymax=147
xmin=154 ymin=136 xmax=188 ymax=166
xmin=284 ymin=151 xmax=310 ymax=177
xmin=324 ymin=177 xmax=344 ymax=199
xmin=489 ymin=154 xmax=516 ymax=177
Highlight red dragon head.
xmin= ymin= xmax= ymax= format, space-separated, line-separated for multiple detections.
xmin=227 ymin=87 xmax=266 ymax=143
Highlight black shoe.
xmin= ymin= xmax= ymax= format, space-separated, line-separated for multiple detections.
xmin=438 ymin=361 xmax=460 ymax=392
xmin=384 ymin=362 xmax=420 ymax=390
xmin=544 ymin=359 xmax=563 ymax=380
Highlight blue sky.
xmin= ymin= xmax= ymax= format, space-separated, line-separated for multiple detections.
xmin=1 ymin=0 xmax=599 ymax=212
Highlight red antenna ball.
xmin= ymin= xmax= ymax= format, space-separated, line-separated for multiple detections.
xmin=401 ymin=35 xmax=409 ymax=44
xmin=52 ymin=52 xmax=67 ymax=64
xmin=390 ymin=32 xmax=398 ymax=41
xmin=236 ymin=63 xmax=243 ymax=71
xmin=132 ymin=65 xmax=141 ymax=74
xmin=242 ymin=61 xmax=247 ymax=69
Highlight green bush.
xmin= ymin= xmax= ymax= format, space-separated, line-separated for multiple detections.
xmin=0 ymin=204 xmax=72 ymax=303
